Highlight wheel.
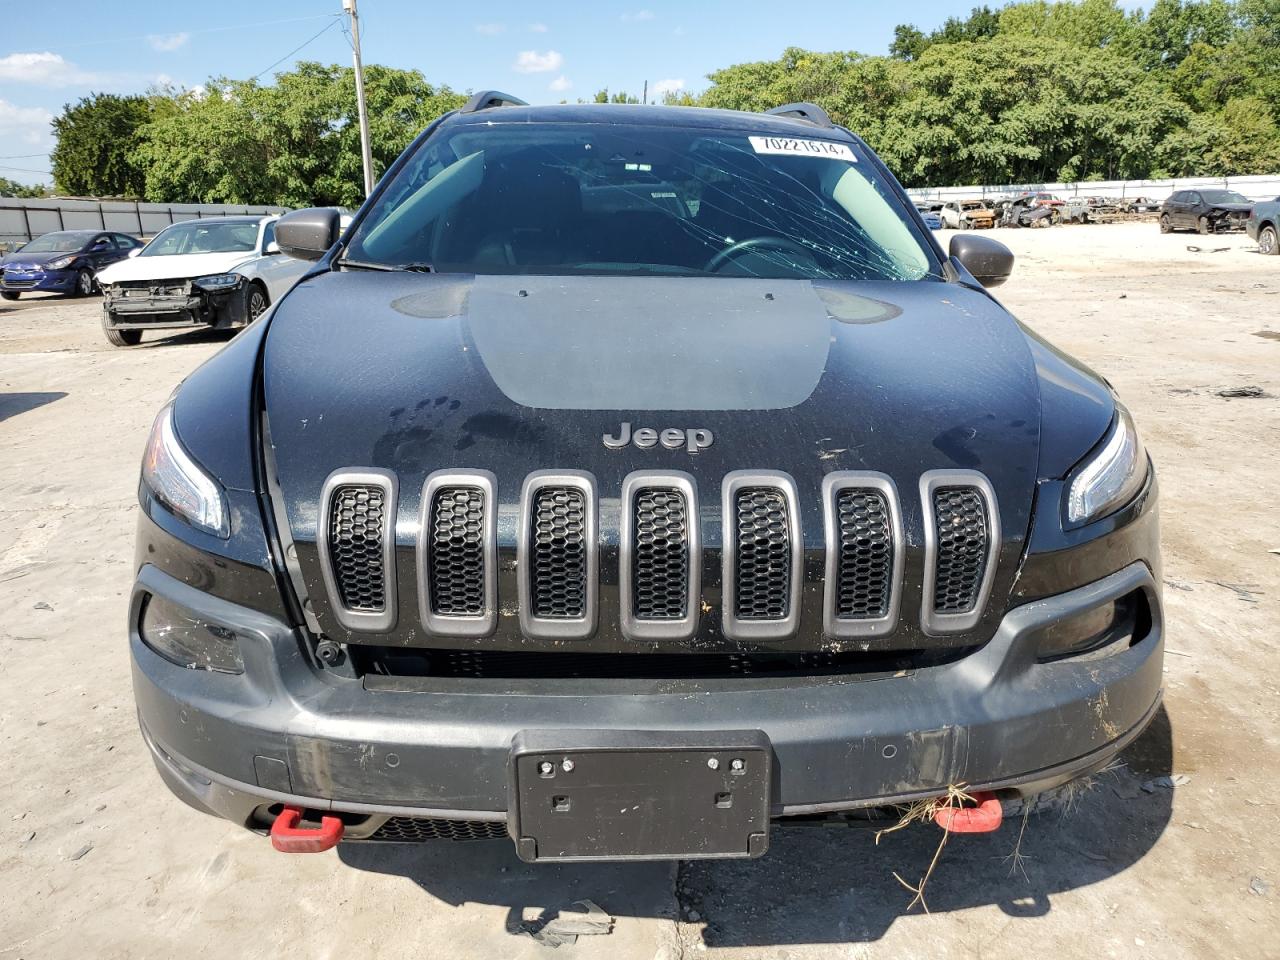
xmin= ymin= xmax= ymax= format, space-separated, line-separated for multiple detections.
xmin=247 ymin=282 xmax=270 ymax=321
xmin=959 ymin=219 xmax=971 ymax=230
xmin=0 ymin=291 xmax=18 ymax=301
xmin=1259 ymin=225 xmax=1279 ymax=256
xmin=1159 ymin=215 xmax=1172 ymax=234
xmin=102 ymin=312 xmax=141 ymax=347
xmin=74 ymin=269 xmax=95 ymax=297
xmin=1197 ymin=216 xmax=1212 ymax=235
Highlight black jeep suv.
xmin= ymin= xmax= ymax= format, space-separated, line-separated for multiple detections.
xmin=130 ymin=94 xmax=1162 ymax=861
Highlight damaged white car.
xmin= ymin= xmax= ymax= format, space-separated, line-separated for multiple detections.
xmin=96 ymin=216 xmax=312 ymax=347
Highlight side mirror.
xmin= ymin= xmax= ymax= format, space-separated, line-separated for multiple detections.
xmin=128 ymin=247 xmax=142 ymax=258
xmin=275 ymin=208 xmax=341 ymax=262
xmin=265 ymin=241 xmax=281 ymax=255
xmin=949 ymin=234 xmax=1014 ymax=288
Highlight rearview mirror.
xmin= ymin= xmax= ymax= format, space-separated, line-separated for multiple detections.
xmin=275 ymin=208 xmax=341 ymax=262
xmin=949 ymin=234 xmax=1014 ymax=288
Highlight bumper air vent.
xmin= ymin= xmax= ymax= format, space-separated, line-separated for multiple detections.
xmin=368 ymin=817 xmax=508 ymax=842
xmin=821 ymin=473 xmax=904 ymax=638
xmin=721 ymin=472 xmax=802 ymax=641
xmin=317 ymin=470 xmax=398 ymax=633
xmin=920 ymin=471 xmax=1000 ymax=634
xmin=517 ymin=472 xmax=598 ymax=640
xmin=620 ymin=472 xmax=700 ymax=641
xmin=418 ymin=471 xmax=497 ymax=637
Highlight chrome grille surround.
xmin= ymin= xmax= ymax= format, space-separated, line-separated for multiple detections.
xmin=517 ymin=471 xmax=598 ymax=640
xmin=720 ymin=471 xmax=802 ymax=641
xmin=821 ymin=472 xmax=904 ymax=639
xmin=619 ymin=471 xmax=700 ymax=642
xmin=417 ymin=470 xmax=497 ymax=638
xmin=316 ymin=468 xmax=398 ymax=633
xmin=919 ymin=470 xmax=1000 ymax=635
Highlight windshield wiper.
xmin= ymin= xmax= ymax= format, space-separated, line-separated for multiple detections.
xmin=338 ymin=258 xmax=435 ymax=273
xmin=339 ymin=258 xmax=397 ymax=272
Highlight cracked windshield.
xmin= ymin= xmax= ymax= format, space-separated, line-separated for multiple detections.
xmin=346 ymin=123 xmax=936 ymax=281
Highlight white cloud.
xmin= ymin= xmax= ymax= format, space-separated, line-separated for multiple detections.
xmin=0 ymin=52 xmax=104 ymax=88
xmin=475 ymin=22 xmax=506 ymax=35
xmin=549 ymin=75 xmax=572 ymax=92
xmin=528 ymin=22 xmax=549 ymax=33
xmin=148 ymin=32 xmax=190 ymax=52
xmin=621 ymin=10 xmax=655 ymax=22
xmin=653 ymin=78 xmax=685 ymax=96
xmin=513 ymin=50 xmax=564 ymax=73
xmin=0 ymin=99 xmax=54 ymax=184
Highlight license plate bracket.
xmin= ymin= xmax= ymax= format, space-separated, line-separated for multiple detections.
xmin=509 ymin=729 xmax=772 ymax=862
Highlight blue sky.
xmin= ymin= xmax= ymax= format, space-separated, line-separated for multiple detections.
xmin=0 ymin=0 xmax=1139 ymax=186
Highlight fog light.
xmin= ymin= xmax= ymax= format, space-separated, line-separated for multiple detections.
xmin=139 ymin=595 xmax=244 ymax=674
xmin=1033 ymin=590 xmax=1150 ymax=662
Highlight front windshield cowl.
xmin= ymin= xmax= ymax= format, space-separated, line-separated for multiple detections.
xmin=344 ymin=121 xmax=941 ymax=283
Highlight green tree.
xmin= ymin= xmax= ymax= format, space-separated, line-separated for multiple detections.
xmin=50 ymin=93 xmax=153 ymax=197
xmin=0 ymin=177 xmax=47 ymax=198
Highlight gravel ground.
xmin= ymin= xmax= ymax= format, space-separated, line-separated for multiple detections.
xmin=1 ymin=221 xmax=1277 ymax=959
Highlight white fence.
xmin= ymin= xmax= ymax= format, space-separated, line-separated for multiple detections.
xmin=0 ymin=197 xmax=288 ymax=248
xmin=907 ymin=173 xmax=1280 ymax=204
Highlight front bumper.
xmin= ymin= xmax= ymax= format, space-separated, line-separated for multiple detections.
xmin=103 ymin=283 xmax=247 ymax=330
xmin=131 ymin=560 xmax=1164 ymax=842
xmin=0 ymin=268 xmax=76 ymax=292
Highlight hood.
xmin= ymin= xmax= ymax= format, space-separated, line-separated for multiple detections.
xmin=1210 ymin=202 xmax=1253 ymax=214
xmin=259 ymin=272 xmax=1075 ymax=652
xmin=97 ymin=250 xmax=252 ymax=284
xmin=2 ymin=250 xmax=79 ymax=268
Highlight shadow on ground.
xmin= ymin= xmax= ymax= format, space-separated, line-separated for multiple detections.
xmin=0 ymin=391 xmax=68 ymax=423
xmin=339 ymin=706 xmax=1174 ymax=947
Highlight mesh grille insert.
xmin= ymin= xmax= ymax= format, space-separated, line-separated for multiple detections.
xmin=531 ymin=486 xmax=587 ymax=619
xmin=428 ymin=486 xmax=486 ymax=616
xmin=368 ymin=817 xmax=507 ymax=842
xmin=734 ymin=487 xmax=792 ymax=620
xmin=632 ymin=487 xmax=690 ymax=620
xmin=932 ymin=486 xmax=990 ymax=614
xmin=834 ymin=489 xmax=893 ymax=619
xmin=327 ymin=485 xmax=386 ymax=612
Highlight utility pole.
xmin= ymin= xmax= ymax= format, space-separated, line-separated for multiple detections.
xmin=343 ymin=0 xmax=374 ymax=198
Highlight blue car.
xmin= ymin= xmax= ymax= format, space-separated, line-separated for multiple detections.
xmin=914 ymin=204 xmax=943 ymax=230
xmin=0 ymin=230 xmax=142 ymax=300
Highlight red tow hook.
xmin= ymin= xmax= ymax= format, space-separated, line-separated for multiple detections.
xmin=933 ymin=791 xmax=1004 ymax=834
xmin=270 ymin=805 xmax=344 ymax=853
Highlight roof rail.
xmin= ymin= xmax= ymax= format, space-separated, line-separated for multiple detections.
xmin=765 ymin=102 xmax=835 ymax=128
xmin=460 ymin=90 xmax=529 ymax=114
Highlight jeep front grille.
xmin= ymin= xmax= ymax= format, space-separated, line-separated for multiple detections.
xmin=620 ymin=473 xmax=700 ymax=641
xmin=822 ymin=473 xmax=904 ymax=638
xmin=317 ymin=470 xmax=397 ymax=632
xmin=518 ymin=472 xmax=598 ymax=640
xmin=721 ymin=472 xmax=802 ymax=641
xmin=921 ymin=471 xmax=1000 ymax=634
xmin=418 ymin=472 xmax=497 ymax=637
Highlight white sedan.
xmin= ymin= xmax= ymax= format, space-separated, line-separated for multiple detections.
xmin=96 ymin=215 xmax=313 ymax=347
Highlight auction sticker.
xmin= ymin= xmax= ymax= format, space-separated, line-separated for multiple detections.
xmin=748 ymin=136 xmax=856 ymax=162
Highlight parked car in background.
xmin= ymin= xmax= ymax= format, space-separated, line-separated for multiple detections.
xmin=940 ymin=199 xmax=996 ymax=230
xmin=1247 ymin=197 xmax=1280 ymax=255
xmin=97 ymin=216 xmax=282 ymax=347
xmin=232 ymin=211 xmax=350 ymax=308
xmin=996 ymin=194 xmax=1058 ymax=228
xmin=1159 ymin=189 xmax=1253 ymax=234
xmin=0 ymin=230 xmax=141 ymax=300
xmin=1120 ymin=197 xmax=1160 ymax=214
xmin=913 ymin=202 xmax=943 ymax=230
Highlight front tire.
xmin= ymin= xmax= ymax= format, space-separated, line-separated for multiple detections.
xmin=0 ymin=291 xmax=18 ymax=301
xmin=1159 ymin=215 xmax=1172 ymax=234
xmin=1259 ymin=225 xmax=1279 ymax=256
xmin=247 ymin=282 xmax=269 ymax=321
xmin=1197 ymin=216 xmax=1212 ymax=235
xmin=74 ymin=269 xmax=95 ymax=297
xmin=102 ymin=312 xmax=141 ymax=347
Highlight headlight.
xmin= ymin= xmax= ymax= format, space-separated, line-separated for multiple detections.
xmin=139 ymin=594 xmax=244 ymax=673
xmin=47 ymin=255 xmax=77 ymax=270
xmin=141 ymin=405 xmax=229 ymax=537
xmin=1065 ymin=406 xmax=1148 ymax=526
xmin=192 ymin=274 xmax=243 ymax=292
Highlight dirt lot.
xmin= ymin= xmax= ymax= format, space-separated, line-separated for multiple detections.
xmin=1 ymin=221 xmax=1277 ymax=959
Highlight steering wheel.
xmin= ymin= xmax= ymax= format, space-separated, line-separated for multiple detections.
xmin=704 ymin=236 xmax=815 ymax=273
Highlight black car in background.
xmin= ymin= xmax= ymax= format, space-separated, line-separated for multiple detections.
xmin=128 ymin=95 xmax=1162 ymax=862
xmin=1159 ymin=189 xmax=1253 ymax=234
xmin=0 ymin=230 xmax=141 ymax=300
